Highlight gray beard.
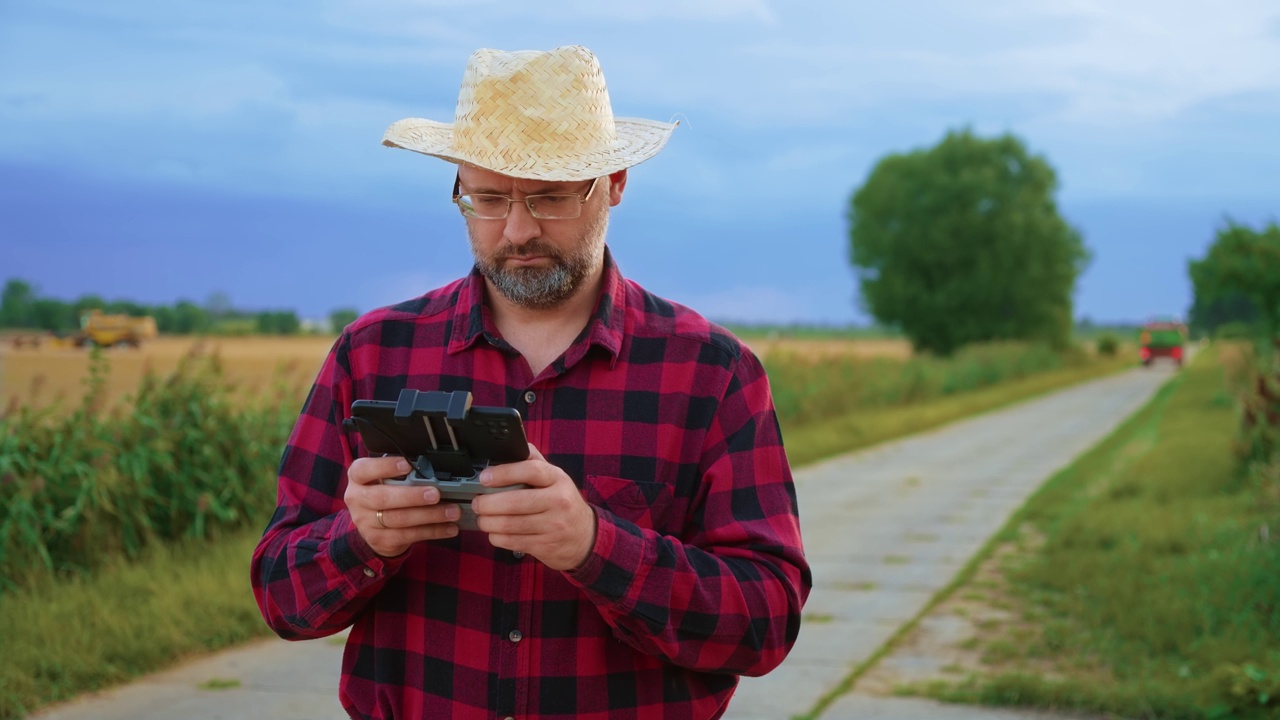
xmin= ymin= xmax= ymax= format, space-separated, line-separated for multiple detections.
xmin=470 ymin=212 xmax=608 ymax=310
xmin=484 ymin=258 xmax=580 ymax=310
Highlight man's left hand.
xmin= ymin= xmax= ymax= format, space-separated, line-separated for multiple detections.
xmin=471 ymin=443 xmax=597 ymax=571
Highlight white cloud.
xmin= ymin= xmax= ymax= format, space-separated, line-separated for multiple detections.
xmin=2 ymin=0 xmax=1277 ymax=205
xmin=988 ymin=1 xmax=1280 ymax=124
xmin=565 ymin=0 xmax=1276 ymax=138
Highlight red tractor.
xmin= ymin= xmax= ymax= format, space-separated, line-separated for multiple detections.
xmin=1139 ymin=320 xmax=1187 ymax=368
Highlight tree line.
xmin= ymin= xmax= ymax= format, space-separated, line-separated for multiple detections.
xmin=846 ymin=128 xmax=1269 ymax=354
xmin=1188 ymin=220 xmax=1276 ymax=341
xmin=0 ymin=279 xmax=360 ymax=336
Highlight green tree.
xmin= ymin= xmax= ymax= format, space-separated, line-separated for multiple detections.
xmin=0 ymin=279 xmax=36 ymax=328
xmin=71 ymin=294 xmax=107 ymax=325
xmin=1188 ymin=219 xmax=1280 ymax=341
xmin=30 ymin=299 xmax=76 ymax=332
xmin=847 ymin=129 xmax=1090 ymax=355
xmin=151 ymin=305 xmax=177 ymax=334
xmin=105 ymin=299 xmax=148 ymax=317
xmin=329 ymin=307 xmax=360 ymax=334
xmin=255 ymin=310 xmax=301 ymax=335
xmin=1188 ymin=289 xmax=1258 ymax=339
xmin=276 ymin=311 xmax=301 ymax=335
xmin=254 ymin=311 xmax=276 ymax=334
xmin=172 ymin=300 xmax=211 ymax=334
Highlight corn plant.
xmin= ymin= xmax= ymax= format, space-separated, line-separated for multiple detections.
xmin=0 ymin=347 xmax=298 ymax=592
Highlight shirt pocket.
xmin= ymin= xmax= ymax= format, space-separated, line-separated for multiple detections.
xmin=584 ymin=475 xmax=675 ymax=534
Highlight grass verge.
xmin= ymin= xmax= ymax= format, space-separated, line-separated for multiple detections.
xmin=0 ymin=529 xmax=269 ymax=719
xmin=782 ymin=355 xmax=1133 ymax=467
xmin=0 ymin=351 xmax=1132 ymax=719
xmin=825 ymin=345 xmax=1279 ymax=719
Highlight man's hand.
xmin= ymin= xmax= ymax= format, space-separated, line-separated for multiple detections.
xmin=471 ymin=444 xmax=597 ymax=572
xmin=344 ymin=456 xmax=463 ymax=558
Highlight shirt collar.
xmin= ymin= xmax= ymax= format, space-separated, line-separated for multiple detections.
xmin=447 ymin=246 xmax=626 ymax=367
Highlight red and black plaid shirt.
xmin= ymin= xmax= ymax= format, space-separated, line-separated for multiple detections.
xmin=252 ymin=250 xmax=810 ymax=720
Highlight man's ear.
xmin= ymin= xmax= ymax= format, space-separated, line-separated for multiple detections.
xmin=607 ymin=169 xmax=628 ymax=207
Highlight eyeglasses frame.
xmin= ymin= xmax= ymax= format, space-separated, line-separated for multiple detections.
xmin=451 ymin=174 xmax=600 ymax=220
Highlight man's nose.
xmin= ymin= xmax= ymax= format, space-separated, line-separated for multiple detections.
xmin=503 ymin=200 xmax=540 ymax=245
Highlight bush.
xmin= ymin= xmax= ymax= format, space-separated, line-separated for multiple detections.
xmin=1208 ymin=662 xmax=1280 ymax=718
xmin=1095 ymin=333 xmax=1119 ymax=357
xmin=1217 ymin=321 xmax=1260 ymax=341
xmin=1236 ymin=345 xmax=1280 ymax=470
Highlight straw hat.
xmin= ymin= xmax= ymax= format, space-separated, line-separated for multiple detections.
xmin=382 ymin=45 xmax=677 ymax=182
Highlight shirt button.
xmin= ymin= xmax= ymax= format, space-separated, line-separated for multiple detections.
xmin=523 ymin=390 xmax=536 ymax=404
xmin=362 ymin=567 xmax=376 ymax=578
xmin=513 ymin=551 xmax=525 ymax=559
xmin=509 ymin=630 xmax=523 ymax=643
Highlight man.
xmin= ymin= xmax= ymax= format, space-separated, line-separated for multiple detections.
xmin=252 ymin=45 xmax=810 ymax=720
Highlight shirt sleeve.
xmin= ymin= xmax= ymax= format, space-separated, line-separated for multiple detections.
xmin=565 ymin=349 xmax=812 ymax=676
xmin=250 ymin=333 xmax=409 ymax=640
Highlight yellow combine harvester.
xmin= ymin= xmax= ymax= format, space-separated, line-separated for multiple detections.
xmin=10 ymin=311 xmax=160 ymax=349
xmin=72 ymin=310 xmax=159 ymax=348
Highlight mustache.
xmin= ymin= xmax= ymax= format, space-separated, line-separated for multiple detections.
xmin=496 ymin=240 xmax=562 ymax=261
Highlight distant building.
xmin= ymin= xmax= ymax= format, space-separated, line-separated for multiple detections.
xmin=300 ymin=318 xmax=331 ymax=334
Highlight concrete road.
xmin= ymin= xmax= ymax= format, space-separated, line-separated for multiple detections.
xmin=729 ymin=364 xmax=1173 ymax=720
xmin=31 ymin=364 xmax=1175 ymax=720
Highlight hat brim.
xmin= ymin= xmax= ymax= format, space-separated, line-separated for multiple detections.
xmin=381 ymin=117 xmax=677 ymax=182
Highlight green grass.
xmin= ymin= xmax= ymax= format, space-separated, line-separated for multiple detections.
xmin=0 ymin=343 xmax=1133 ymax=719
xmin=841 ymin=345 xmax=1280 ymax=720
xmin=0 ymin=529 xmax=269 ymax=718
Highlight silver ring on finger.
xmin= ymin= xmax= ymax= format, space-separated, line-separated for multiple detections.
xmin=376 ymin=509 xmax=387 ymax=529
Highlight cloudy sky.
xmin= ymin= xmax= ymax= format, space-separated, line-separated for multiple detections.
xmin=2 ymin=0 xmax=1278 ymax=326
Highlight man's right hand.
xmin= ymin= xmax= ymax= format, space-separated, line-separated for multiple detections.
xmin=344 ymin=456 xmax=462 ymax=558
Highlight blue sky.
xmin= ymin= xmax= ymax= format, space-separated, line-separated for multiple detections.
xmin=2 ymin=0 xmax=1278 ymax=326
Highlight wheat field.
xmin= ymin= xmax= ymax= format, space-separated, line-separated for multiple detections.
xmin=0 ymin=333 xmax=914 ymax=414
xmin=1 ymin=335 xmax=336 ymax=413
xmin=741 ymin=337 xmax=912 ymax=361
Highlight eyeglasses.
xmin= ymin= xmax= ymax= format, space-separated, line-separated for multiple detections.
xmin=452 ymin=174 xmax=599 ymax=220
